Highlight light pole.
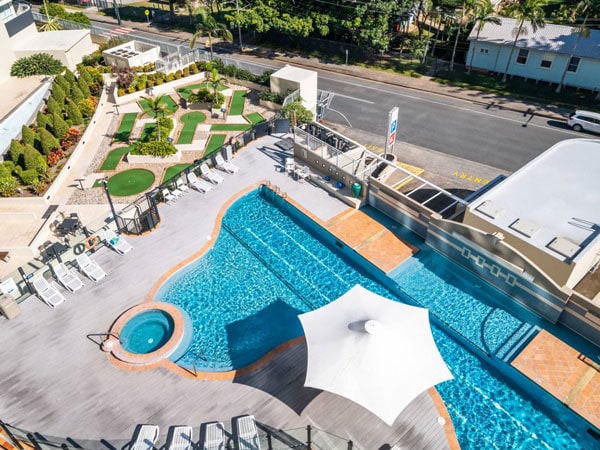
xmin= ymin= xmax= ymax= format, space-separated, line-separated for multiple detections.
xmin=100 ymin=179 xmax=119 ymax=231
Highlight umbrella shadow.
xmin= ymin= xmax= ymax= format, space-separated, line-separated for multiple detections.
xmin=229 ymin=300 xmax=320 ymax=415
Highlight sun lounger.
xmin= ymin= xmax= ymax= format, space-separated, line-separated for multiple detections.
xmin=76 ymin=253 xmax=107 ymax=282
xmin=33 ymin=277 xmax=66 ymax=309
xmin=215 ymin=154 xmax=239 ymax=173
xmin=187 ymin=172 xmax=213 ymax=193
xmin=167 ymin=426 xmax=193 ymax=450
xmin=200 ymin=163 xmax=225 ymax=185
xmin=162 ymin=189 xmax=178 ymax=205
xmin=202 ymin=422 xmax=225 ymax=450
xmin=234 ymin=415 xmax=261 ymax=450
xmin=131 ymin=425 xmax=160 ymax=450
xmin=104 ymin=229 xmax=134 ymax=255
xmin=53 ymin=263 xmax=84 ymax=293
xmin=176 ymin=178 xmax=190 ymax=194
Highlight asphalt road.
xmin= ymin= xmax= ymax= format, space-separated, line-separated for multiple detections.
xmin=94 ymin=20 xmax=582 ymax=173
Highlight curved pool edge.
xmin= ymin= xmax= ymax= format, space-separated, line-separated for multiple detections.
xmin=145 ymin=181 xmax=328 ymax=304
xmin=106 ymin=302 xmax=185 ymax=367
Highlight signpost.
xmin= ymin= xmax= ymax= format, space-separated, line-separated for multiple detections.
xmin=384 ymin=106 xmax=399 ymax=156
xmin=145 ymin=9 xmax=150 ymax=24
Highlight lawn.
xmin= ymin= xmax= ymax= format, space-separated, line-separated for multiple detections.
xmin=100 ymin=146 xmax=134 ymax=171
xmin=210 ymin=124 xmax=252 ymax=131
xmin=163 ymin=164 xmax=192 ymax=183
xmin=139 ymin=95 xmax=179 ymax=117
xmin=244 ymin=112 xmax=265 ymax=125
xmin=204 ymin=134 xmax=227 ymax=158
xmin=106 ymin=169 xmax=155 ymax=196
xmin=114 ymin=112 xmax=138 ymax=142
xmin=177 ymin=112 xmax=207 ymax=145
xmin=229 ymin=90 xmax=246 ymax=115
xmin=177 ymin=82 xmax=229 ymax=100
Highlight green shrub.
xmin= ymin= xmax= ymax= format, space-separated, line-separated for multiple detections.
xmin=78 ymin=98 xmax=95 ymax=118
xmin=189 ymin=64 xmax=199 ymax=75
xmin=259 ymin=90 xmax=284 ymax=104
xmin=66 ymin=99 xmax=84 ymax=125
xmin=52 ymin=113 xmax=69 ymax=140
xmin=281 ymin=100 xmax=313 ymax=124
xmin=183 ymin=67 xmax=190 ymax=77
xmin=19 ymin=169 xmax=39 ymax=185
xmin=77 ymin=77 xmax=91 ymax=98
xmin=70 ymin=85 xmax=85 ymax=103
xmin=9 ymin=140 xmax=25 ymax=165
xmin=188 ymin=88 xmax=212 ymax=104
xmin=40 ymin=3 xmax=66 ymax=17
xmin=0 ymin=161 xmax=14 ymax=177
xmin=54 ymin=75 xmax=71 ymax=94
xmin=23 ymin=145 xmax=41 ymax=169
xmin=64 ymin=69 xmax=76 ymax=84
xmin=37 ymin=128 xmax=59 ymax=154
xmin=21 ymin=126 xmax=35 ymax=147
xmin=81 ymin=51 xmax=103 ymax=67
xmin=46 ymin=97 xmax=61 ymax=116
xmin=67 ymin=11 xmax=91 ymax=25
xmin=132 ymin=140 xmax=177 ymax=157
xmin=11 ymin=53 xmax=64 ymax=77
xmin=36 ymin=111 xmax=50 ymax=130
xmin=51 ymin=83 xmax=66 ymax=105
xmin=0 ymin=175 xmax=18 ymax=197
xmin=117 ymin=88 xmax=125 ymax=97
xmin=211 ymin=92 xmax=225 ymax=108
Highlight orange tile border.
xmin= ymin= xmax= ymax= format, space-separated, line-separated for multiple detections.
xmin=429 ymin=387 xmax=461 ymax=450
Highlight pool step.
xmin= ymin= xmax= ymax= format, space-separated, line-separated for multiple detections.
xmin=496 ymin=325 xmax=541 ymax=362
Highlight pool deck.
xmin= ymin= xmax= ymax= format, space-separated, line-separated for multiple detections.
xmin=0 ymin=135 xmax=458 ymax=450
xmin=512 ymin=330 xmax=600 ymax=430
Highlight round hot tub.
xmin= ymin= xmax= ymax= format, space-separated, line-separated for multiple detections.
xmin=120 ymin=309 xmax=175 ymax=354
xmin=108 ymin=302 xmax=190 ymax=366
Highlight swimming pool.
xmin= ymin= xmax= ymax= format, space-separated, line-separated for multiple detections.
xmin=156 ymin=187 xmax=596 ymax=449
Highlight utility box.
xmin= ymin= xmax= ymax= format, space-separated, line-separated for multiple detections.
xmin=0 ymin=294 xmax=20 ymax=320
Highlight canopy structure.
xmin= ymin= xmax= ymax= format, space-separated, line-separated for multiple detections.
xmin=298 ymin=284 xmax=453 ymax=426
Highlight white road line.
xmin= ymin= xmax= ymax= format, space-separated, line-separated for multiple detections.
xmin=329 ymin=92 xmax=374 ymax=104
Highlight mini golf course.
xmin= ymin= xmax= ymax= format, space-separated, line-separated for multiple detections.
xmin=229 ymin=90 xmax=246 ymax=115
xmin=210 ymin=124 xmax=252 ymax=131
xmin=177 ymin=112 xmax=207 ymax=145
xmin=245 ymin=112 xmax=265 ymax=125
xmin=177 ymin=83 xmax=229 ymax=100
xmin=100 ymin=145 xmax=134 ymax=171
xmin=106 ymin=169 xmax=155 ymax=196
xmin=139 ymin=95 xmax=179 ymax=117
xmin=114 ymin=112 xmax=138 ymax=142
xmin=205 ymin=135 xmax=227 ymax=158
xmin=163 ymin=164 xmax=192 ymax=183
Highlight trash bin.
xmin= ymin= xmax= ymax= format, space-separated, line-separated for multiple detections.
xmin=0 ymin=294 xmax=20 ymax=320
xmin=351 ymin=182 xmax=362 ymax=198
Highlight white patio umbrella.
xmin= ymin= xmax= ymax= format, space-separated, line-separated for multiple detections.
xmin=298 ymin=284 xmax=453 ymax=426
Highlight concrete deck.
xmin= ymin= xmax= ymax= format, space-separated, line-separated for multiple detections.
xmin=0 ymin=135 xmax=456 ymax=450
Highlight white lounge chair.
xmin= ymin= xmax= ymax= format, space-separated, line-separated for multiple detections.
xmin=104 ymin=229 xmax=134 ymax=255
xmin=187 ymin=172 xmax=213 ymax=193
xmin=202 ymin=422 xmax=225 ymax=450
xmin=53 ymin=263 xmax=84 ymax=293
xmin=215 ymin=154 xmax=239 ymax=173
xmin=131 ymin=425 xmax=160 ymax=450
xmin=234 ymin=415 xmax=261 ymax=450
xmin=176 ymin=178 xmax=190 ymax=194
xmin=76 ymin=253 xmax=107 ymax=282
xmin=162 ymin=189 xmax=178 ymax=205
xmin=33 ymin=277 xmax=66 ymax=309
xmin=200 ymin=163 xmax=225 ymax=185
xmin=294 ymin=165 xmax=310 ymax=182
xmin=167 ymin=426 xmax=193 ymax=450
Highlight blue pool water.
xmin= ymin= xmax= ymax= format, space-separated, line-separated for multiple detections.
xmin=120 ymin=309 xmax=175 ymax=354
xmin=156 ymin=187 xmax=597 ymax=449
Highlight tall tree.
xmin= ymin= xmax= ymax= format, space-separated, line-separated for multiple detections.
xmin=467 ymin=0 xmax=502 ymax=73
xmin=450 ymin=0 xmax=474 ymax=71
xmin=555 ymin=0 xmax=600 ymax=93
xmin=190 ymin=8 xmax=233 ymax=60
xmin=141 ymin=95 xmax=167 ymax=141
xmin=500 ymin=0 xmax=548 ymax=82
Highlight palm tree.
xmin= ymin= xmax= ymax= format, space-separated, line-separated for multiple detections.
xmin=40 ymin=0 xmax=63 ymax=31
xmin=450 ymin=0 xmax=474 ymax=71
xmin=189 ymin=8 xmax=233 ymax=60
xmin=555 ymin=0 xmax=600 ymax=93
xmin=500 ymin=0 xmax=548 ymax=82
xmin=208 ymin=68 xmax=226 ymax=108
xmin=467 ymin=0 xmax=502 ymax=73
xmin=141 ymin=95 xmax=167 ymax=141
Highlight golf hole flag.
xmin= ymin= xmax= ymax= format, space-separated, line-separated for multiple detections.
xmin=384 ymin=106 xmax=399 ymax=155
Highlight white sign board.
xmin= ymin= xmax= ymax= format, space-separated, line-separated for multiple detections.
xmin=0 ymin=278 xmax=19 ymax=297
xmin=384 ymin=106 xmax=399 ymax=155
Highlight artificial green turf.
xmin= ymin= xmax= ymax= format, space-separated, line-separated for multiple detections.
xmin=100 ymin=146 xmax=133 ymax=171
xmin=114 ymin=112 xmax=138 ymax=142
xmin=177 ymin=112 xmax=207 ymax=145
xmin=106 ymin=169 xmax=155 ymax=196
xmin=210 ymin=124 xmax=252 ymax=131
xmin=177 ymin=82 xmax=229 ymax=100
xmin=204 ymin=134 xmax=227 ymax=158
xmin=163 ymin=164 xmax=192 ymax=183
xmin=244 ymin=112 xmax=265 ymax=125
xmin=139 ymin=95 xmax=178 ymax=117
xmin=229 ymin=90 xmax=246 ymax=115
xmin=140 ymin=123 xmax=156 ymax=142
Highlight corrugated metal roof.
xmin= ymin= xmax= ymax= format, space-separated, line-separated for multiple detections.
xmin=468 ymin=17 xmax=600 ymax=59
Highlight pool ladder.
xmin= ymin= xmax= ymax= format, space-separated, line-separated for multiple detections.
xmin=266 ymin=181 xmax=287 ymax=199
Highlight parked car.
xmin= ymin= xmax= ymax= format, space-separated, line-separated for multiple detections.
xmin=567 ymin=110 xmax=600 ymax=134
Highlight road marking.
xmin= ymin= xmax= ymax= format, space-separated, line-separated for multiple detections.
xmin=329 ymin=92 xmax=374 ymax=104
xmin=453 ymin=171 xmax=489 ymax=185
xmin=102 ymin=27 xmax=135 ymax=38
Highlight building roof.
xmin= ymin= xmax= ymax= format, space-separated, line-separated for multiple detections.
xmin=468 ymin=17 xmax=600 ymax=59
xmin=271 ymin=64 xmax=317 ymax=82
xmin=467 ymin=139 xmax=600 ymax=263
xmin=12 ymin=29 xmax=90 ymax=52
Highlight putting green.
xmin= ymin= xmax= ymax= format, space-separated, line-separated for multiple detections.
xmin=139 ymin=95 xmax=178 ymax=117
xmin=245 ymin=112 xmax=265 ymax=125
xmin=229 ymin=90 xmax=246 ymax=115
xmin=114 ymin=112 xmax=138 ymax=142
xmin=177 ymin=82 xmax=229 ymax=100
xmin=204 ymin=134 xmax=226 ymax=158
xmin=100 ymin=145 xmax=134 ymax=171
xmin=210 ymin=124 xmax=251 ymax=131
xmin=107 ymin=169 xmax=155 ymax=196
xmin=163 ymin=164 xmax=192 ymax=183
xmin=177 ymin=112 xmax=207 ymax=145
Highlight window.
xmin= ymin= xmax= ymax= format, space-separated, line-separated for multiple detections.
xmin=480 ymin=48 xmax=489 ymax=54
xmin=516 ymin=49 xmax=529 ymax=65
xmin=567 ymin=56 xmax=580 ymax=73
xmin=540 ymin=53 xmax=554 ymax=68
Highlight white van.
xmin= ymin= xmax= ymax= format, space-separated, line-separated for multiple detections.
xmin=567 ymin=110 xmax=600 ymax=134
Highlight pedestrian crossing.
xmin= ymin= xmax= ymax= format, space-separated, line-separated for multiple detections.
xmin=101 ymin=26 xmax=134 ymax=38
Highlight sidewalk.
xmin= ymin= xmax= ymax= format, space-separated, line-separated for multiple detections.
xmin=84 ymin=9 xmax=569 ymax=121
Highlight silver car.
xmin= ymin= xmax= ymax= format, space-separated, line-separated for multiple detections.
xmin=568 ymin=110 xmax=600 ymax=134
